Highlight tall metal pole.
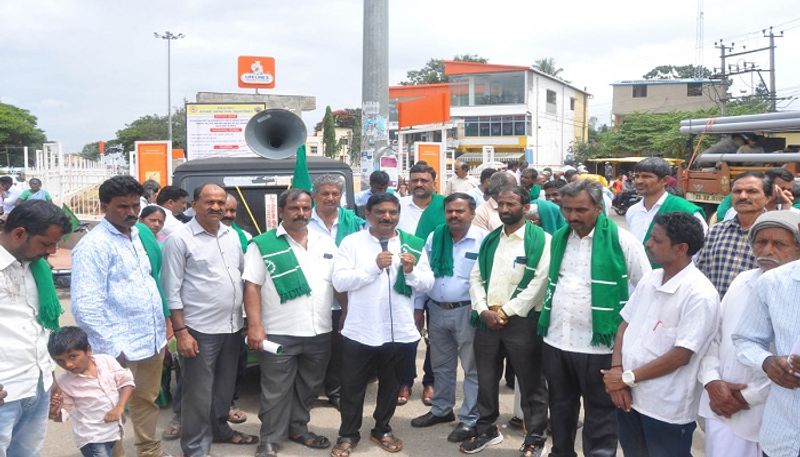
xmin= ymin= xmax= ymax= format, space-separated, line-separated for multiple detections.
xmin=361 ymin=0 xmax=389 ymax=173
xmin=154 ymin=31 xmax=185 ymax=147
xmin=763 ymin=27 xmax=783 ymax=112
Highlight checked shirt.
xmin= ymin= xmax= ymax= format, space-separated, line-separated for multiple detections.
xmin=694 ymin=216 xmax=756 ymax=297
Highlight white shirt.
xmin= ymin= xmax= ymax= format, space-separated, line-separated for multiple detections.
xmin=467 ymin=187 xmax=486 ymax=205
xmin=0 ymin=245 xmax=53 ymax=402
xmin=698 ymin=268 xmax=770 ymax=442
xmin=446 ymin=176 xmax=477 ymax=195
xmin=2 ymin=183 xmax=22 ymax=214
xmin=625 ymin=192 xmax=708 ymax=242
xmin=332 ymin=230 xmax=434 ymax=346
xmin=416 ymin=225 xmax=487 ymax=308
xmin=242 ymin=226 xmax=336 ymax=336
xmin=545 ymin=226 xmax=651 ymax=354
xmin=162 ymin=219 xmax=244 ymax=334
xmin=397 ymin=195 xmax=426 ymax=234
xmin=308 ymin=207 xmax=340 ymax=241
xmin=620 ymin=263 xmax=720 ymax=424
xmin=157 ymin=206 xmax=184 ymax=239
xmin=469 ymin=223 xmax=552 ymax=317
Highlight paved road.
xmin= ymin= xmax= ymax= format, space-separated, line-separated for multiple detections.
xmin=42 ymin=213 xmax=708 ymax=456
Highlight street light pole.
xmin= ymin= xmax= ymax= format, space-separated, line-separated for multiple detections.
xmin=154 ymin=31 xmax=185 ymax=148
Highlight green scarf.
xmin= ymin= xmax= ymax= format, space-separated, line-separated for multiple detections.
xmin=537 ymin=214 xmax=628 ymax=347
xmin=429 ymin=223 xmax=453 ymax=277
xmin=335 ymin=207 xmax=365 ymax=246
xmin=393 ymin=230 xmax=425 ymax=297
xmin=793 ymin=199 xmax=800 ymax=210
xmin=135 ymin=222 xmax=169 ymax=317
xmin=230 ymin=222 xmax=249 ymax=252
xmin=251 ymin=228 xmax=311 ymax=303
xmin=534 ymin=198 xmax=567 ymax=235
xmin=529 ymin=184 xmax=542 ymax=202
xmin=642 ymin=193 xmax=706 ymax=268
xmin=715 ymin=194 xmax=733 ymax=222
xmin=414 ymin=194 xmax=446 ymax=241
xmin=470 ymin=221 xmax=546 ymax=329
xmin=30 ymin=258 xmax=62 ymax=331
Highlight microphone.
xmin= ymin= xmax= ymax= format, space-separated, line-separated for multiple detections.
xmin=379 ymin=238 xmax=390 ymax=274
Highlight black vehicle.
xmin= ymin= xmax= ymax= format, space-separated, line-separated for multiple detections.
xmin=172 ymin=155 xmax=355 ymax=235
xmin=612 ymin=189 xmax=641 ymax=216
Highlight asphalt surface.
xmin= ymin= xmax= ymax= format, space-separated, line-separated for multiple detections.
xmin=41 ymin=213 xmax=707 ymax=456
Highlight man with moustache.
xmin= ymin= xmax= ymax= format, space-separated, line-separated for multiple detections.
xmin=331 ymin=193 xmax=434 ymax=457
xmin=0 ymin=201 xmax=71 ymax=457
xmin=72 ymin=176 xmax=170 ymax=457
xmin=243 ymin=189 xmax=338 ymax=457
xmin=396 ymin=163 xmax=444 ymax=405
xmin=162 ymin=183 xmax=256 ymax=457
xmin=699 ymin=211 xmax=800 ymax=457
xmin=410 ymin=193 xmax=487 ymax=443
xmin=308 ymin=175 xmax=365 ymax=411
xmin=695 ymin=172 xmax=767 ymax=296
xmin=538 ymin=180 xmax=650 ymax=457
xmin=462 ymin=186 xmax=552 ymax=456
xmin=604 ymin=213 xmax=719 ymax=457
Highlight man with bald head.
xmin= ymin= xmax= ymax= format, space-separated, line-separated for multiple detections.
xmin=162 ymin=183 xmax=256 ymax=456
xmin=699 ymin=211 xmax=800 ymax=456
xmin=446 ymin=162 xmax=477 ymax=195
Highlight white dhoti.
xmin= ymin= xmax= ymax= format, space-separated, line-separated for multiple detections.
xmin=704 ymin=417 xmax=761 ymax=457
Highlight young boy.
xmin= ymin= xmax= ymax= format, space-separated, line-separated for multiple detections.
xmin=47 ymin=326 xmax=135 ymax=457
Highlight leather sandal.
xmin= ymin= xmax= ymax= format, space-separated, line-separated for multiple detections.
xmin=330 ymin=438 xmax=356 ymax=457
xmin=289 ymin=431 xmax=331 ymax=449
xmin=370 ymin=433 xmax=403 ymax=453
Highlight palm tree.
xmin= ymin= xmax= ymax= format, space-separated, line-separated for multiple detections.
xmin=533 ymin=58 xmax=564 ymax=78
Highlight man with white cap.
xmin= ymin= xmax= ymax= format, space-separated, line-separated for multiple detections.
xmin=699 ymin=210 xmax=800 ymax=457
xmin=733 ymin=211 xmax=800 ymax=457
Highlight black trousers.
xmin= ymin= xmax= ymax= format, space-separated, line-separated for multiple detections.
xmin=338 ymin=337 xmax=413 ymax=441
xmin=474 ymin=314 xmax=548 ymax=437
xmin=542 ymin=343 xmax=618 ymax=457
xmin=324 ymin=309 xmax=343 ymax=399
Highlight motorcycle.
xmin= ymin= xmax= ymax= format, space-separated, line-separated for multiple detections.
xmin=612 ymin=190 xmax=641 ymax=216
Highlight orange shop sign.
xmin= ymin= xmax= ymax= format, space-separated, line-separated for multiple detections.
xmin=238 ymin=56 xmax=275 ymax=88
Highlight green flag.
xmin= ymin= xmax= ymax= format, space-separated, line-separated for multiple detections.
xmin=61 ymin=203 xmax=81 ymax=240
xmin=291 ymin=144 xmax=313 ymax=191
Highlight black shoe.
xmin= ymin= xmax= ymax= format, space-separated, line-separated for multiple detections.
xmin=447 ymin=422 xmax=476 ymax=443
xmin=507 ymin=416 xmax=524 ymax=430
xmin=459 ymin=427 xmax=503 ymax=454
xmin=518 ymin=435 xmax=548 ymax=457
xmin=411 ymin=411 xmax=455 ymax=428
xmin=328 ymin=396 xmax=341 ymax=411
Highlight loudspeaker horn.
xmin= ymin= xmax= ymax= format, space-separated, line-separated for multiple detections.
xmin=244 ymin=108 xmax=308 ymax=160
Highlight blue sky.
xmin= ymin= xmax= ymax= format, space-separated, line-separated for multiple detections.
xmin=1 ymin=0 xmax=798 ymax=153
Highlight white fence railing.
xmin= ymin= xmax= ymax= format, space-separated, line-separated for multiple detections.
xmin=28 ymin=143 xmax=118 ymax=220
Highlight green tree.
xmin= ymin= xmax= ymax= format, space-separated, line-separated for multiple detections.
xmin=533 ymin=57 xmax=564 ymax=78
xmin=399 ymin=54 xmax=488 ymax=85
xmin=113 ymin=105 xmax=186 ymax=153
xmin=322 ymin=106 xmax=337 ymax=158
xmin=80 ymin=141 xmax=103 ymax=159
xmin=642 ymin=64 xmax=713 ymax=79
xmin=0 ymin=102 xmax=47 ymax=166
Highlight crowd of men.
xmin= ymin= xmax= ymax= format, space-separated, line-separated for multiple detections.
xmin=1 ymin=156 xmax=800 ymax=457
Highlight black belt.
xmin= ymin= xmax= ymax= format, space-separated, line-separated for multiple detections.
xmin=430 ymin=299 xmax=471 ymax=310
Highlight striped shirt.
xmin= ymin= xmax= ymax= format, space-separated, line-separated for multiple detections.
xmin=694 ymin=216 xmax=756 ymax=297
xmin=732 ymin=260 xmax=800 ymax=457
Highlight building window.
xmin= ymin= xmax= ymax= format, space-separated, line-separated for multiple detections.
xmin=463 ymin=114 xmax=531 ymax=137
xmin=546 ymin=90 xmax=557 ymax=104
xmin=687 ymin=83 xmax=703 ymax=96
xmin=570 ymin=97 xmax=576 ymax=110
xmin=449 ymin=71 xmax=526 ymax=107
xmin=310 ymin=146 xmax=318 ymax=155
xmin=632 ymin=85 xmax=647 ymax=98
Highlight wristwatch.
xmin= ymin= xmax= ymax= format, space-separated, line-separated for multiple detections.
xmin=622 ymin=370 xmax=636 ymax=388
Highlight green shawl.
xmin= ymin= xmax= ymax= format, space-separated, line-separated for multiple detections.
xmin=534 ymin=198 xmax=567 ymax=235
xmin=537 ymin=214 xmax=628 ymax=347
xmin=251 ymin=228 xmax=311 ymax=303
xmin=642 ymin=193 xmax=706 ymax=268
xmin=715 ymin=194 xmax=733 ymax=222
xmin=529 ymin=185 xmax=542 ymax=202
xmin=470 ymin=221 xmax=546 ymax=329
xmin=429 ymin=223 xmax=453 ymax=277
xmin=414 ymin=194 xmax=446 ymax=241
xmin=393 ymin=230 xmax=425 ymax=297
xmin=30 ymin=258 xmax=62 ymax=331
xmin=230 ymin=222 xmax=249 ymax=252
xmin=335 ymin=207 xmax=365 ymax=247
xmin=135 ymin=222 xmax=169 ymax=317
